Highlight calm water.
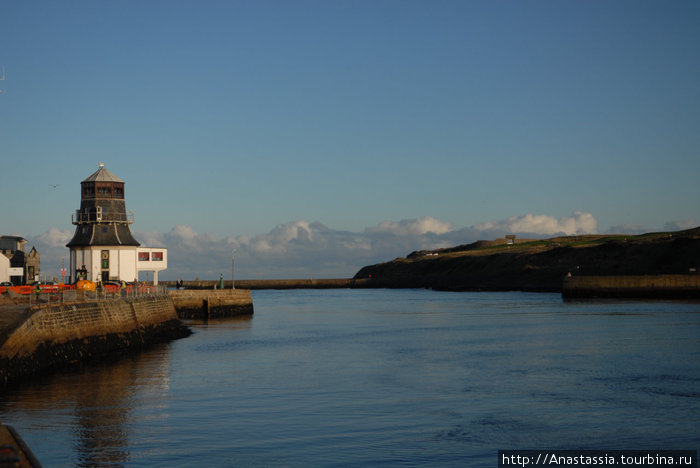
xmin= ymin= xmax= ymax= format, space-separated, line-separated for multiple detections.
xmin=1 ymin=289 xmax=699 ymax=467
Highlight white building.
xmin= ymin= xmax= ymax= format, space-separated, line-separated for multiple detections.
xmin=66 ymin=164 xmax=167 ymax=284
xmin=0 ymin=235 xmax=39 ymax=285
xmin=0 ymin=252 xmax=10 ymax=283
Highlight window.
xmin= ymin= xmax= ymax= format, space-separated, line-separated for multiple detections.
xmin=152 ymin=252 xmax=163 ymax=261
xmin=138 ymin=252 xmax=150 ymax=261
xmin=96 ymin=184 xmax=113 ymax=197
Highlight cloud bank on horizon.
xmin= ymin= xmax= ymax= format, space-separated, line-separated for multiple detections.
xmin=23 ymin=212 xmax=697 ymax=281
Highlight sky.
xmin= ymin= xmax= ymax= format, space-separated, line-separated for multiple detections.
xmin=1 ymin=0 xmax=699 ymax=281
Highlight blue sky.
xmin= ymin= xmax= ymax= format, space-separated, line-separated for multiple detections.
xmin=1 ymin=1 xmax=699 ymax=280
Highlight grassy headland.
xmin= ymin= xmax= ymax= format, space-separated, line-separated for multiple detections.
xmin=353 ymin=227 xmax=700 ymax=292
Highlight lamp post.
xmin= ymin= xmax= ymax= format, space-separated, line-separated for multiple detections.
xmin=232 ymin=249 xmax=236 ymax=290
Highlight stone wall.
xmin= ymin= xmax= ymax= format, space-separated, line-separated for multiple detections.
xmin=168 ymin=289 xmax=254 ymax=319
xmin=0 ymin=296 xmax=190 ymax=385
xmin=562 ymin=274 xmax=700 ymax=298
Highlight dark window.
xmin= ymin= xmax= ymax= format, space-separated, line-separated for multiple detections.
xmin=96 ymin=184 xmax=113 ymax=197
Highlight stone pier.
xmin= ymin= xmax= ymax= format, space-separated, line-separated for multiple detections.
xmin=0 ymin=296 xmax=190 ymax=386
xmin=168 ymin=289 xmax=254 ymax=319
xmin=562 ymin=274 xmax=700 ymax=299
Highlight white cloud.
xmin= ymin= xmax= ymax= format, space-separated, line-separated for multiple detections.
xmin=246 ymin=221 xmax=316 ymax=254
xmin=34 ymin=211 xmax=700 ymax=281
xmin=473 ymin=211 xmax=598 ymax=236
xmin=142 ymin=219 xmax=453 ymax=280
xmin=604 ymin=224 xmax=649 ymax=235
xmin=366 ymin=216 xmax=453 ymax=236
xmin=164 ymin=224 xmax=216 ymax=250
xmin=36 ymin=227 xmax=73 ymax=248
xmin=663 ymin=219 xmax=697 ymax=231
xmin=135 ymin=230 xmax=165 ymax=247
xmin=25 ymin=228 xmax=74 ymax=279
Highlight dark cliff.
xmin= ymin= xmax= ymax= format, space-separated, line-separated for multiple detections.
xmin=353 ymin=227 xmax=700 ymax=292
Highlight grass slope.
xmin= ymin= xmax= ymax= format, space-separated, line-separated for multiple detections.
xmin=354 ymin=227 xmax=700 ymax=292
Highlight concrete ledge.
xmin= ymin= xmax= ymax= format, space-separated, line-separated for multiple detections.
xmin=168 ymin=289 xmax=254 ymax=319
xmin=0 ymin=297 xmax=190 ymax=386
xmin=562 ymin=275 xmax=700 ymax=298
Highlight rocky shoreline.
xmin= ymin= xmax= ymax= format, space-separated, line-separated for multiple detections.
xmin=353 ymin=227 xmax=700 ymax=293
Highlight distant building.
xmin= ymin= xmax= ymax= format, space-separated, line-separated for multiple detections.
xmin=0 ymin=235 xmax=39 ymax=284
xmin=0 ymin=252 xmax=9 ymax=284
xmin=505 ymin=234 xmax=516 ymax=245
xmin=66 ymin=163 xmax=167 ymax=284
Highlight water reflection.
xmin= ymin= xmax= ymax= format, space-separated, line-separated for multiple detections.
xmin=0 ymin=343 xmax=174 ymax=466
xmin=0 ymin=315 xmax=256 ymax=466
xmin=187 ymin=314 xmax=254 ymax=331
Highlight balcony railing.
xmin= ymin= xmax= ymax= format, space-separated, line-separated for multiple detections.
xmin=72 ymin=210 xmax=134 ymax=224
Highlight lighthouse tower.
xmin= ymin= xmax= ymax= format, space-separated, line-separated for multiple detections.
xmin=66 ymin=163 xmax=167 ymax=284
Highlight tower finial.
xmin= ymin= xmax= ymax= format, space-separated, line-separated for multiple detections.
xmin=98 ymin=162 xmax=104 ymax=168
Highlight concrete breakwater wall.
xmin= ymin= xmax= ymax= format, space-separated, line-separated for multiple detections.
xmin=562 ymin=275 xmax=700 ymax=299
xmin=0 ymin=296 xmax=190 ymax=385
xmin=168 ymin=289 xmax=254 ymax=319
xmin=164 ymin=278 xmax=372 ymax=290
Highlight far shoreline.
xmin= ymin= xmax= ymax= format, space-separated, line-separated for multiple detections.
xmin=162 ymin=278 xmax=371 ymax=290
xmin=161 ymin=274 xmax=700 ymax=299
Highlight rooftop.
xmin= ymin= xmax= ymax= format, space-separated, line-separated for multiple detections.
xmin=82 ymin=163 xmax=124 ymax=183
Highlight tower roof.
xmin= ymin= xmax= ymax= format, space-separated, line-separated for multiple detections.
xmin=82 ymin=163 xmax=124 ymax=183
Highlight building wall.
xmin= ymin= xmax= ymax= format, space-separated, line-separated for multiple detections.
xmin=118 ymin=248 xmax=138 ymax=282
xmin=0 ymin=254 xmax=9 ymax=283
xmin=90 ymin=249 xmax=101 ymax=281
xmin=136 ymin=247 xmax=168 ymax=270
xmin=136 ymin=247 xmax=168 ymax=284
xmin=0 ymin=237 xmax=25 ymax=252
xmin=26 ymin=249 xmax=40 ymax=283
xmin=70 ymin=246 xmax=138 ymax=282
xmin=1 ymin=239 xmax=37 ymax=285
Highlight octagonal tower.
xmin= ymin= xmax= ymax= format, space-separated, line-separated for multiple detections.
xmin=66 ymin=163 xmax=165 ymax=284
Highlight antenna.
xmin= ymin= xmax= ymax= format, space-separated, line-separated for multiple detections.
xmin=0 ymin=66 xmax=4 ymax=93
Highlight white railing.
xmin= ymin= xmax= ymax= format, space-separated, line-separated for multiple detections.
xmin=72 ymin=210 xmax=134 ymax=224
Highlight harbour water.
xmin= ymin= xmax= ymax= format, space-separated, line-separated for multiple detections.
xmin=0 ymin=289 xmax=698 ymax=466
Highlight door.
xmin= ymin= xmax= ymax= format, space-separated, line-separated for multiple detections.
xmin=101 ymin=250 xmax=110 ymax=282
